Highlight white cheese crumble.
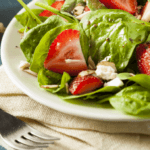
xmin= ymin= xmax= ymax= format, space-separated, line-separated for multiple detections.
xmin=104 ymin=77 xmax=124 ymax=87
xmin=95 ymin=61 xmax=117 ymax=80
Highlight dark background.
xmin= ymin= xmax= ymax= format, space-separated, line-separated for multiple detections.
xmin=0 ymin=0 xmax=31 ymax=65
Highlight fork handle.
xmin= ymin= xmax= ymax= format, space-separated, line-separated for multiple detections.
xmin=0 ymin=109 xmax=25 ymax=135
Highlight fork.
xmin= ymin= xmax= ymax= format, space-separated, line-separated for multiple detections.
xmin=0 ymin=109 xmax=60 ymax=150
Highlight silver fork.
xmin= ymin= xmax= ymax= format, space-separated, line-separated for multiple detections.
xmin=0 ymin=109 xmax=60 ymax=150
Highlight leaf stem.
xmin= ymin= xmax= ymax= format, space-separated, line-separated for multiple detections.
xmin=35 ymin=2 xmax=74 ymax=23
xmin=17 ymin=0 xmax=42 ymax=24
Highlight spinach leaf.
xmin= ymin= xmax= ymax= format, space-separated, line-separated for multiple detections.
xmin=61 ymin=0 xmax=77 ymax=12
xmin=35 ymin=2 xmax=78 ymax=23
xmin=117 ymin=73 xmax=133 ymax=80
xmin=128 ymin=74 xmax=150 ymax=91
xmin=38 ymin=68 xmax=62 ymax=92
xmin=146 ymin=34 xmax=150 ymax=42
xmin=62 ymin=86 xmax=120 ymax=100
xmin=77 ymin=0 xmax=85 ymax=4
xmin=78 ymin=23 xmax=89 ymax=63
xmin=43 ymin=0 xmax=55 ymax=5
xmin=38 ymin=69 xmax=71 ymax=94
xmin=38 ymin=68 xmax=62 ymax=85
xmin=17 ymin=0 xmax=42 ymax=25
xmin=20 ymin=15 xmax=67 ymax=63
xmin=86 ymin=0 xmax=106 ymax=11
xmin=109 ymin=85 xmax=150 ymax=115
xmin=30 ymin=23 xmax=79 ymax=73
xmin=80 ymin=9 xmax=150 ymax=72
xmin=61 ymin=0 xmax=85 ymax=13
xmin=53 ymin=72 xmax=71 ymax=93
xmin=64 ymin=95 xmax=113 ymax=108
xmin=15 ymin=9 xmax=47 ymax=30
xmin=24 ymin=13 xmax=40 ymax=33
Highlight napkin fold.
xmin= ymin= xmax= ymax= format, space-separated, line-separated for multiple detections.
xmin=1 ymin=65 xmax=150 ymax=150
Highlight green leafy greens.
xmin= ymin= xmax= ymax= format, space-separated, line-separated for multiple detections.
xmin=20 ymin=16 xmax=67 ymax=63
xmin=15 ymin=9 xmax=47 ymax=32
xmin=30 ymin=23 xmax=79 ymax=72
xmin=86 ymin=0 xmax=106 ymax=11
xmin=80 ymin=9 xmax=150 ymax=72
xmin=17 ymin=0 xmax=150 ymax=117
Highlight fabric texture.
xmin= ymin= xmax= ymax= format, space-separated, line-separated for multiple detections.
xmin=1 ymin=65 xmax=150 ymax=150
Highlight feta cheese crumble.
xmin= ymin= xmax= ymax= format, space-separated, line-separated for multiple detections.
xmin=95 ymin=61 xmax=117 ymax=80
xmin=104 ymin=77 xmax=124 ymax=87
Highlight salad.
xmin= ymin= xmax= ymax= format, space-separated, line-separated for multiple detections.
xmin=16 ymin=0 xmax=150 ymax=116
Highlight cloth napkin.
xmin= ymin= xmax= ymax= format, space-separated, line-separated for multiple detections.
xmin=1 ymin=65 xmax=150 ymax=150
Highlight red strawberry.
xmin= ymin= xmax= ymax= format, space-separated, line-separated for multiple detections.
xmin=69 ymin=75 xmax=103 ymax=95
xmin=99 ymin=0 xmax=137 ymax=14
xmin=141 ymin=2 xmax=150 ymax=22
xmin=84 ymin=6 xmax=90 ymax=12
xmin=44 ymin=29 xmax=88 ymax=76
xmin=136 ymin=43 xmax=150 ymax=75
xmin=39 ymin=1 xmax=65 ymax=17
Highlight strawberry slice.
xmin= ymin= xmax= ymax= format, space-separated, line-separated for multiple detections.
xmin=141 ymin=1 xmax=150 ymax=22
xmin=84 ymin=6 xmax=90 ymax=12
xmin=99 ymin=0 xmax=137 ymax=14
xmin=39 ymin=1 xmax=65 ymax=17
xmin=69 ymin=75 xmax=103 ymax=95
xmin=136 ymin=43 xmax=150 ymax=75
xmin=44 ymin=29 xmax=88 ymax=76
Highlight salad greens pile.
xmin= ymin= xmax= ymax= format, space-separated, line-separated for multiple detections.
xmin=16 ymin=0 xmax=150 ymax=117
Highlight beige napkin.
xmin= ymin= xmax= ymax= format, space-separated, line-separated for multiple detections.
xmin=1 ymin=65 xmax=150 ymax=150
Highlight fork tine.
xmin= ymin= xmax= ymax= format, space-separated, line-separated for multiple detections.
xmin=28 ymin=125 xmax=60 ymax=140
xmin=17 ymin=136 xmax=49 ymax=147
xmin=1 ymin=136 xmax=48 ymax=150
xmin=25 ymin=133 xmax=55 ymax=144
xmin=0 ymin=109 xmax=60 ymax=150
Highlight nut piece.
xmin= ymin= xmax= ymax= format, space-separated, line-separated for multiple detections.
xmin=136 ymin=15 xmax=142 ymax=20
xmin=95 ymin=61 xmax=117 ymax=80
xmin=88 ymin=56 xmax=96 ymax=69
xmin=41 ymin=85 xmax=59 ymax=89
xmin=19 ymin=61 xmax=30 ymax=70
xmin=23 ymin=69 xmax=38 ymax=77
xmin=73 ymin=5 xmax=85 ymax=16
xmin=78 ymin=70 xmax=95 ymax=77
xmin=104 ymin=77 xmax=124 ymax=87
xmin=76 ymin=11 xmax=91 ymax=20
xmin=0 ymin=22 xmax=5 ymax=33
xmin=141 ymin=2 xmax=150 ymax=22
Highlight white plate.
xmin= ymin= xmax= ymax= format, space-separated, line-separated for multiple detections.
xmin=1 ymin=0 xmax=149 ymax=121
